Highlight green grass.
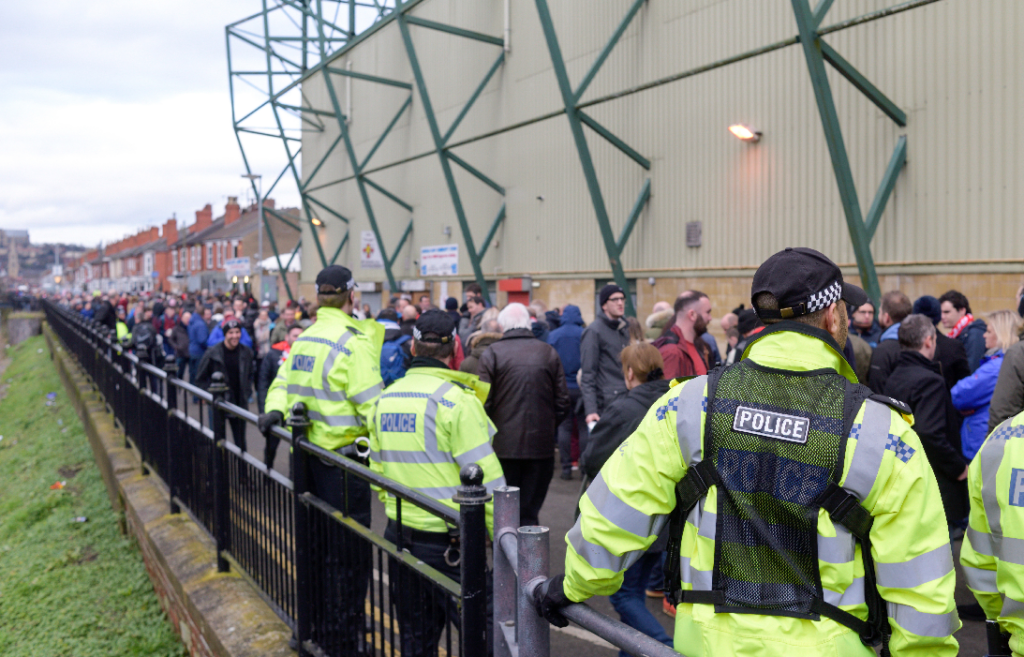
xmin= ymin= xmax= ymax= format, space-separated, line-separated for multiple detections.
xmin=0 ymin=336 xmax=186 ymax=657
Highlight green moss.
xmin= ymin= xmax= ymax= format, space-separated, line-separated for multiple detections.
xmin=0 ymin=336 xmax=186 ymax=657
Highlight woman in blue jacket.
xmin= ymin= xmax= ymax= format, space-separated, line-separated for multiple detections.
xmin=952 ymin=309 xmax=1021 ymax=459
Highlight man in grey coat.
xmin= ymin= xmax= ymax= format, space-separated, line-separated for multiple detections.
xmin=581 ymin=284 xmax=631 ymax=426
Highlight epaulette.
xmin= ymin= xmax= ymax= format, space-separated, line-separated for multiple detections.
xmin=868 ymin=394 xmax=914 ymax=425
xmin=451 ymin=380 xmax=473 ymax=392
xmin=669 ymin=375 xmax=697 ymax=389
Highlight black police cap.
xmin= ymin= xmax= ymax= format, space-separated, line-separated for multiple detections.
xmin=314 ymin=265 xmax=355 ymax=295
xmin=413 ymin=309 xmax=457 ymax=344
xmin=751 ymin=247 xmax=868 ymax=320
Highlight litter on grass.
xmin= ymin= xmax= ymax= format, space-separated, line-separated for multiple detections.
xmin=50 ymin=481 xmax=66 ymax=490
xmin=72 ymin=517 xmax=88 ymax=523
xmin=46 ymin=392 xmax=57 ymax=400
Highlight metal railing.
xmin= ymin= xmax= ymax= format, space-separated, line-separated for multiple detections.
xmin=44 ymin=299 xmax=681 ymax=657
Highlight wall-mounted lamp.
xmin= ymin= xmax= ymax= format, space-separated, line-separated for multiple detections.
xmin=243 ymin=275 xmax=250 ymax=284
xmin=311 ymin=217 xmax=323 ymax=226
xmin=729 ymin=124 xmax=762 ymax=142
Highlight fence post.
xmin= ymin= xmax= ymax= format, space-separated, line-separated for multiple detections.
xmin=163 ymin=360 xmax=179 ymax=516
xmin=289 ymin=402 xmax=313 ymax=657
xmin=518 ymin=525 xmax=550 ymax=657
xmin=209 ymin=371 xmax=231 ymax=573
xmin=493 ymin=486 xmax=520 ymax=657
xmin=454 ymin=463 xmax=491 ymax=656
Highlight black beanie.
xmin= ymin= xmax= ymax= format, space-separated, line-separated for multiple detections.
xmin=599 ymin=284 xmax=624 ymax=307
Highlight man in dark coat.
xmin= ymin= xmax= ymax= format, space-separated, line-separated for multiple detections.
xmin=939 ymin=290 xmax=988 ymax=373
xmin=547 ymin=305 xmax=588 ymax=479
xmin=479 ymin=303 xmax=570 ymax=526
xmin=196 ymin=319 xmax=254 ymax=453
xmin=580 ymin=285 xmax=631 ymax=426
xmin=883 ymin=314 xmax=968 ymax=531
xmin=169 ymin=311 xmax=192 ymax=381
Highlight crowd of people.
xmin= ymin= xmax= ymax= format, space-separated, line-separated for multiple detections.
xmin=53 ymin=265 xmax=1024 ymax=656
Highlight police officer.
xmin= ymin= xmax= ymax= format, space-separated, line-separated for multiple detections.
xmin=369 ymin=309 xmax=504 ymax=657
xmin=534 ymin=247 xmax=960 ymax=656
xmin=258 ymin=264 xmax=383 ymax=655
xmin=961 ymin=408 xmax=1024 ymax=657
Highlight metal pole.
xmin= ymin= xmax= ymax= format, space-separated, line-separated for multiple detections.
xmin=517 ymin=525 xmax=550 ymax=657
xmin=454 ymin=464 xmax=491 ymax=657
xmin=209 ymin=371 xmax=231 ymax=573
xmin=289 ymin=402 xmax=313 ymax=657
xmin=163 ymin=359 xmax=180 ymax=515
xmin=493 ymin=486 xmax=520 ymax=657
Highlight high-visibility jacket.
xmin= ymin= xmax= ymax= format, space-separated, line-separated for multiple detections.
xmin=564 ymin=328 xmax=960 ymax=656
xmin=115 ymin=320 xmax=128 ymax=341
xmin=265 ymin=307 xmax=383 ymax=451
xmin=961 ymin=410 xmax=1024 ymax=656
xmin=368 ymin=363 xmax=505 ymax=534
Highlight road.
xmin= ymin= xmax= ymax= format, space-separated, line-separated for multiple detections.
xmin=180 ymin=390 xmax=987 ymax=657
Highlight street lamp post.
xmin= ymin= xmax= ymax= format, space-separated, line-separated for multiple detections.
xmin=241 ymin=173 xmax=262 ymax=298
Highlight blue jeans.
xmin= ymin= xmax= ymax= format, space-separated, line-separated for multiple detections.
xmin=609 ymin=552 xmax=673 ymax=657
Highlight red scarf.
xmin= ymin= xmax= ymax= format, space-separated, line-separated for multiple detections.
xmin=948 ymin=313 xmax=974 ymax=339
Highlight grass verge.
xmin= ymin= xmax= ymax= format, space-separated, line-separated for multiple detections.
xmin=0 ymin=335 xmax=186 ymax=657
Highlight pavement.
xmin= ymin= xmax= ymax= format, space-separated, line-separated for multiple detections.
xmin=178 ymin=389 xmax=988 ymax=657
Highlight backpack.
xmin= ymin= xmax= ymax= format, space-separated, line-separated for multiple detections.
xmin=380 ymin=335 xmax=412 ymax=387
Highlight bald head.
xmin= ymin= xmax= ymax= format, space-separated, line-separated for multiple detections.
xmin=652 ymin=301 xmax=672 ymax=314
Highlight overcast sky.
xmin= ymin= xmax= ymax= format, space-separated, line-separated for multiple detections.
xmin=0 ymin=1 xmax=304 ymax=248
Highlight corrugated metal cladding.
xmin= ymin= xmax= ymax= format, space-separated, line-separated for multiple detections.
xmin=300 ymin=0 xmax=1024 ymax=283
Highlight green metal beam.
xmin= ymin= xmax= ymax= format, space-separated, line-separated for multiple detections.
xmin=820 ymin=41 xmax=907 ymax=127
xmin=304 ymin=196 xmax=352 ymax=225
xmin=864 ymin=135 xmax=907 ymax=240
xmin=578 ymin=111 xmax=650 ymax=170
xmin=616 ymin=178 xmax=651 ymax=253
xmin=445 ymin=152 xmax=505 ymax=195
xmin=791 ymin=0 xmax=879 ymax=304
xmin=301 ymin=132 xmax=344 ymax=190
xmin=236 ymin=127 xmax=304 ymax=142
xmin=534 ymin=0 xmax=639 ymax=317
xmin=360 ymin=95 xmax=412 ymax=171
xmin=275 ymin=102 xmax=337 ymax=118
xmin=264 ymin=206 xmax=303 ymax=231
xmin=404 ymin=15 xmax=503 ymax=46
xmin=325 ymin=67 xmax=413 ymax=89
xmin=363 ymin=177 xmax=414 ymax=212
xmin=228 ymin=29 xmax=304 ymax=71
xmin=329 ymin=231 xmax=348 ymax=265
xmin=387 ymin=219 xmax=414 ymax=269
xmin=572 ymin=0 xmax=647 ymax=104
xmin=397 ymin=5 xmax=492 ymax=304
xmin=442 ymin=51 xmax=505 ymax=145
xmin=476 ymin=202 xmax=506 ymax=261
xmin=285 ymin=239 xmax=302 ymax=272
xmin=812 ymin=0 xmax=836 ymax=28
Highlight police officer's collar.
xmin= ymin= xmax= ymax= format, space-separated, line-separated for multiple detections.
xmin=409 ymin=356 xmax=450 ymax=371
xmin=741 ymin=321 xmax=857 ymax=383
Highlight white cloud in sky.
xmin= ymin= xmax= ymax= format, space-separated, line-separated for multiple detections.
xmin=0 ymin=0 xmax=304 ymax=246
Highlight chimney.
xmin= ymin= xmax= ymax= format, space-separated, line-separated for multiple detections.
xmin=192 ymin=203 xmax=213 ymax=233
xmin=225 ymin=196 xmax=241 ymax=225
xmin=262 ymin=198 xmax=275 ymax=210
xmin=163 ymin=218 xmax=178 ymax=245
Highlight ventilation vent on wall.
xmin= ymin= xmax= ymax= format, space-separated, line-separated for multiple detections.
xmin=686 ymin=221 xmax=702 ymax=248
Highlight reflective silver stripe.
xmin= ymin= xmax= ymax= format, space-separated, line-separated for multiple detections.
xmin=968 ymin=527 xmax=995 ymax=557
xmin=697 ymin=503 xmax=716 ymax=542
xmin=819 ymin=524 xmax=855 ymax=564
xmin=886 ymin=602 xmax=958 ymax=637
xmin=876 ymin=544 xmax=954 ymax=589
xmin=484 ymin=477 xmax=507 ymax=493
xmin=823 ymin=577 xmax=865 ymax=607
xmin=372 ymin=450 xmax=434 ymax=465
xmin=1002 ymin=597 xmax=1024 ymax=619
xmin=320 ymin=330 xmax=355 ymax=397
xmin=999 ymin=535 xmax=1024 ymax=566
xmin=567 ymin=522 xmax=640 ymax=572
xmin=307 ymin=410 xmax=361 ymax=427
xmin=675 ymin=376 xmax=706 ymax=467
xmin=350 ymin=382 xmax=383 ymax=405
xmin=424 ymin=381 xmax=455 ymax=461
xmin=981 ymin=420 xmax=1014 ymax=536
xmin=843 ymin=400 xmax=891 ymax=500
xmin=963 ymin=565 xmax=999 ymax=593
xmin=687 ymin=560 xmax=712 ymax=591
xmin=680 ymin=555 xmax=694 ymax=585
xmin=585 ymin=474 xmax=661 ymax=539
xmin=287 ymin=383 xmax=346 ymax=402
xmin=454 ymin=442 xmax=497 ymax=468
xmin=415 ymin=485 xmax=459 ymax=499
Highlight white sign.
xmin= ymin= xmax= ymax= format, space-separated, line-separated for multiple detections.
xmin=224 ymin=257 xmax=251 ymax=278
xmin=420 ymin=244 xmax=459 ymax=277
xmin=360 ymin=231 xmax=384 ymax=269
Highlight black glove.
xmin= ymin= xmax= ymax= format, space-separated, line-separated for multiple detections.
xmin=257 ymin=410 xmax=284 ymax=435
xmin=532 ymin=574 xmax=570 ymax=628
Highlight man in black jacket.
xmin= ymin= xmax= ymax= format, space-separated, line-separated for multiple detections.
xmin=883 ymin=314 xmax=968 ymax=532
xmin=196 ymin=319 xmax=253 ymax=453
xmin=580 ymin=284 xmax=631 ymax=426
xmin=479 ymin=303 xmax=570 ymax=526
xmin=256 ymin=323 xmax=302 ymax=467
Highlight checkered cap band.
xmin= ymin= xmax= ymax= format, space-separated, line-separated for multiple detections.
xmin=412 ymin=326 xmax=456 ymax=344
xmin=806 ymin=280 xmax=842 ymax=313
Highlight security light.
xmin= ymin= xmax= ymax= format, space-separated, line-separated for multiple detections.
xmin=729 ymin=124 xmax=761 ymax=142
xmin=311 ymin=217 xmax=323 ymax=226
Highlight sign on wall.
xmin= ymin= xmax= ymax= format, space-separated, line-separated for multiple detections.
xmin=224 ymin=257 xmax=251 ymax=278
xmin=420 ymin=244 xmax=458 ymax=277
xmin=360 ymin=230 xmax=384 ymax=269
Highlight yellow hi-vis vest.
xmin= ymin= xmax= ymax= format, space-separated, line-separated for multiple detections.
xmin=368 ymin=365 xmax=504 ymax=535
xmin=265 ymin=307 xmax=383 ymax=451
xmin=961 ymin=410 xmax=1024 ymax=656
xmin=564 ymin=328 xmax=960 ymax=657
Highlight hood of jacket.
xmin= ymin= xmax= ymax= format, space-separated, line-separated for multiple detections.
xmin=879 ymin=322 xmax=901 ymax=342
xmin=470 ymin=332 xmax=503 ymax=353
xmin=645 ymin=309 xmax=674 ymax=330
xmin=626 ymin=378 xmax=672 ymax=408
xmin=560 ymin=305 xmax=584 ymax=327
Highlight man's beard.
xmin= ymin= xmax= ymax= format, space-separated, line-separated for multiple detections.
xmin=694 ymin=315 xmax=708 ymax=337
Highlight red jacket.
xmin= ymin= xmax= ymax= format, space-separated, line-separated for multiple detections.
xmin=654 ymin=324 xmax=709 ymax=379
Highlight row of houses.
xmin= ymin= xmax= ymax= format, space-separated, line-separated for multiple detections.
xmin=69 ymin=197 xmax=300 ymax=295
